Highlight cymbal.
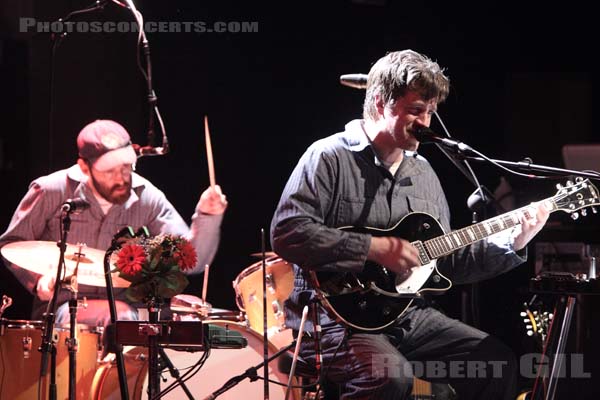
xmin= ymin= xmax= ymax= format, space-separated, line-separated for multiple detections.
xmin=249 ymin=251 xmax=277 ymax=258
xmin=1 ymin=241 xmax=130 ymax=288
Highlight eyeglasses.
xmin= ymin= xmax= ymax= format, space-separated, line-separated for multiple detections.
xmin=91 ymin=164 xmax=135 ymax=180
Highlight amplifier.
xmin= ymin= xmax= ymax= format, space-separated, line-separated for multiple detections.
xmin=115 ymin=320 xmax=248 ymax=350
xmin=116 ymin=320 xmax=205 ymax=348
xmin=534 ymin=242 xmax=600 ymax=276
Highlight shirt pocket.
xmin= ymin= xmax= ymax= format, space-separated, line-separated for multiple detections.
xmin=336 ymin=195 xmax=386 ymax=228
xmin=406 ymin=195 xmax=441 ymax=222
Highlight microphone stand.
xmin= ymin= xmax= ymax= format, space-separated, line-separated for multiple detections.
xmin=64 ymin=245 xmax=87 ymax=400
xmin=261 ymin=228 xmax=270 ymax=400
xmin=454 ymin=154 xmax=600 ymax=180
xmin=202 ymin=341 xmax=296 ymax=400
xmin=422 ymin=136 xmax=599 ymax=182
xmin=47 ymin=0 xmax=110 ymax=171
xmin=39 ymin=207 xmax=74 ymax=400
xmin=121 ymin=0 xmax=169 ymax=157
xmin=157 ymin=347 xmax=196 ymax=400
xmin=103 ymin=227 xmax=136 ymax=400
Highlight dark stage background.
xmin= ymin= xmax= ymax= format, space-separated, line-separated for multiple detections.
xmin=1 ymin=0 xmax=599 ymax=397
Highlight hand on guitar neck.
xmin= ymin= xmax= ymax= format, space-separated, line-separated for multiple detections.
xmin=511 ymin=201 xmax=551 ymax=251
xmin=368 ymin=236 xmax=421 ymax=275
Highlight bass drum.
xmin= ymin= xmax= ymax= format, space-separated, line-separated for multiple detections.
xmin=0 ymin=319 xmax=101 ymax=400
xmin=92 ymin=320 xmax=300 ymax=400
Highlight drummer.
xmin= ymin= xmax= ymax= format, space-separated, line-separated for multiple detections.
xmin=0 ymin=119 xmax=228 ymax=326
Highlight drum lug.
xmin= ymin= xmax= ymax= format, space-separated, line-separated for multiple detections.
xmin=21 ymin=335 xmax=33 ymax=359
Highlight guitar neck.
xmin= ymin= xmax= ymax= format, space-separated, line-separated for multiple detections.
xmin=423 ymin=198 xmax=557 ymax=259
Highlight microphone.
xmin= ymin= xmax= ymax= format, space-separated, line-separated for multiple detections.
xmin=133 ymin=144 xmax=169 ymax=157
xmin=413 ymin=127 xmax=473 ymax=153
xmin=340 ymin=73 xmax=368 ymax=89
xmin=61 ymin=198 xmax=90 ymax=213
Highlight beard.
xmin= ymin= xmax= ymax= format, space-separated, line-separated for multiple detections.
xmin=89 ymin=173 xmax=132 ymax=205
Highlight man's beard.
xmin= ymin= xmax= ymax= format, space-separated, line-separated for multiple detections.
xmin=90 ymin=174 xmax=132 ymax=205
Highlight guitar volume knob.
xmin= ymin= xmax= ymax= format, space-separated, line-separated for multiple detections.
xmin=358 ymin=300 xmax=367 ymax=311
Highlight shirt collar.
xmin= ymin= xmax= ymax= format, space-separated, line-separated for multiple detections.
xmin=66 ymin=164 xmax=143 ymax=209
xmin=342 ymin=119 xmax=427 ymax=176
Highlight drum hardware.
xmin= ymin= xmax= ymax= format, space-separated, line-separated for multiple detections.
xmin=0 ymin=295 xmax=12 ymax=319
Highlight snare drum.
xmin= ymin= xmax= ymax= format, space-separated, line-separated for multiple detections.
xmin=233 ymin=256 xmax=294 ymax=335
xmin=92 ymin=320 xmax=300 ymax=400
xmin=0 ymin=318 xmax=101 ymax=400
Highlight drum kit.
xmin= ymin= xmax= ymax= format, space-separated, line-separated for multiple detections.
xmin=0 ymin=241 xmax=301 ymax=400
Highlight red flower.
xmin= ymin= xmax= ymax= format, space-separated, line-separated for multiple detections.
xmin=116 ymin=244 xmax=146 ymax=275
xmin=173 ymin=240 xmax=197 ymax=271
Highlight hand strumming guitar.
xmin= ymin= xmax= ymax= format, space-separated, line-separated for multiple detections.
xmin=367 ymin=236 xmax=420 ymax=275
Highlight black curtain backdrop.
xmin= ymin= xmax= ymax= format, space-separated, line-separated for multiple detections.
xmin=1 ymin=0 xmax=599 ymax=396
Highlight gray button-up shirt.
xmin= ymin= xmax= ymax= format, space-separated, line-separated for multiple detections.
xmin=1 ymin=164 xmax=223 ymax=315
xmin=271 ymin=120 xmax=525 ymax=331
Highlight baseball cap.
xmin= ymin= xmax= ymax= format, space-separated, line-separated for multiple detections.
xmin=77 ymin=120 xmax=138 ymax=172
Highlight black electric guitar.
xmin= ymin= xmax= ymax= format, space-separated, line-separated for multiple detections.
xmin=310 ymin=179 xmax=599 ymax=331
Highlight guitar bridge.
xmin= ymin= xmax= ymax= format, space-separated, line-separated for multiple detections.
xmin=369 ymin=282 xmax=422 ymax=299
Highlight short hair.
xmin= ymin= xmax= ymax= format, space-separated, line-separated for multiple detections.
xmin=363 ymin=50 xmax=450 ymax=121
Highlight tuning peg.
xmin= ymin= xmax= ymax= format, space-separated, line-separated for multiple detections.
xmin=576 ymin=177 xmax=583 ymax=183
xmin=549 ymin=313 xmax=554 ymax=319
xmin=520 ymin=312 xmax=527 ymax=317
xmin=592 ymin=207 xmax=598 ymax=214
xmin=582 ymin=209 xmax=588 ymax=217
xmin=556 ymin=183 xmax=564 ymax=190
xmin=566 ymin=180 xmax=574 ymax=187
xmin=571 ymin=212 xmax=579 ymax=220
xmin=526 ymin=324 xmax=533 ymax=329
xmin=523 ymin=318 xmax=530 ymax=323
xmin=527 ymin=331 xmax=533 ymax=336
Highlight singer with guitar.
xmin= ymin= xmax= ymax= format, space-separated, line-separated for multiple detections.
xmin=271 ymin=50 xmax=550 ymax=400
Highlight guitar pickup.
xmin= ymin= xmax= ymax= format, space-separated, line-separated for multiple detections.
xmin=411 ymin=241 xmax=431 ymax=265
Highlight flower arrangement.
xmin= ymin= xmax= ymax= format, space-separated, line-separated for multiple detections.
xmin=114 ymin=234 xmax=197 ymax=302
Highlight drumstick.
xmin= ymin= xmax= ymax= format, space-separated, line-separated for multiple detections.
xmin=204 ymin=116 xmax=216 ymax=190
xmin=202 ymin=264 xmax=210 ymax=302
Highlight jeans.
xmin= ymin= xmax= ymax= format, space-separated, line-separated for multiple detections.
xmin=298 ymin=304 xmax=518 ymax=400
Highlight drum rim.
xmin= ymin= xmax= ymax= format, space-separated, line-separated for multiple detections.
xmin=0 ymin=318 xmax=102 ymax=332
xmin=232 ymin=256 xmax=287 ymax=285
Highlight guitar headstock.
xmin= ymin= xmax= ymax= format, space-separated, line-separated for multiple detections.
xmin=552 ymin=178 xmax=600 ymax=219
xmin=520 ymin=302 xmax=553 ymax=345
